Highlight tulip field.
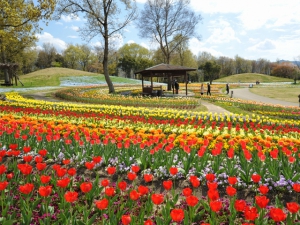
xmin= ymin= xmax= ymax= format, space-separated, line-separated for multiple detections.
xmin=0 ymin=91 xmax=299 ymax=225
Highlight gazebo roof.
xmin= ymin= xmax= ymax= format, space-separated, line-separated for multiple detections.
xmin=135 ymin=63 xmax=196 ymax=75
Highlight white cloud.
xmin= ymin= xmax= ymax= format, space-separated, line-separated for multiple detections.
xmin=189 ymin=37 xmax=223 ymax=57
xmin=248 ymin=39 xmax=276 ymax=51
xmin=206 ymin=19 xmax=240 ymax=44
xmin=55 ymin=22 xmax=63 ymax=25
xmin=71 ymin=25 xmax=80 ymax=31
xmin=140 ymin=42 xmax=150 ymax=50
xmin=245 ymin=38 xmax=300 ymax=60
xmin=61 ymin=14 xmax=81 ymax=22
xmin=36 ymin=32 xmax=67 ymax=52
xmin=68 ymin=36 xmax=78 ymax=39
xmin=191 ymin=0 xmax=300 ymax=30
xmin=109 ymin=33 xmax=124 ymax=49
xmin=127 ymin=40 xmax=135 ymax=44
xmin=136 ymin=0 xmax=147 ymax=3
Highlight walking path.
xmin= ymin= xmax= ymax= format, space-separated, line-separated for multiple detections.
xmin=232 ymin=88 xmax=298 ymax=107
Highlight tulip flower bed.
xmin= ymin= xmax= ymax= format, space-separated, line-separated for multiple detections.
xmin=54 ymin=87 xmax=199 ymax=109
xmin=0 ymin=92 xmax=299 ymax=224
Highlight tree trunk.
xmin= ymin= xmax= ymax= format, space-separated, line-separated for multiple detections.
xmin=103 ymin=34 xmax=114 ymax=93
xmin=0 ymin=39 xmax=10 ymax=85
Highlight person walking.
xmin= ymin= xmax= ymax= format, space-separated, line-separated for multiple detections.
xmin=174 ymin=80 xmax=179 ymax=94
xmin=207 ymin=83 xmax=211 ymax=96
xmin=200 ymin=83 xmax=204 ymax=95
xmin=226 ymin=83 xmax=229 ymax=94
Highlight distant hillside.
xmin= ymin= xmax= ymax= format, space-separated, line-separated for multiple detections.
xmin=215 ymin=73 xmax=293 ymax=83
xmin=17 ymin=67 xmax=145 ymax=87
xmin=22 ymin=67 xmax=99 ymax=78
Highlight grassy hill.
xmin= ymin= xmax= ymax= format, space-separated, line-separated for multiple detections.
xmin=215 ymin=73 xmax=293 ymax=83
xmin=17 ymin=68 xmax=141 ymax=87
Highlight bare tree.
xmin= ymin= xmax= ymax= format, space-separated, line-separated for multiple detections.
xmin=55 ymin=0 xmax=137 ymax=93
xmin=137 ymin=0 xmax=201 ymax=64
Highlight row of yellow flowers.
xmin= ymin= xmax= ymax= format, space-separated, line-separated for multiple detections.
xmin=4 ymin=92 xmax=300 ymax=127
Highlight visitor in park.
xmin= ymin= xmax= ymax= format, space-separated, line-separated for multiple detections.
xmin=200 ymin=83 xmax=204 ymax=95
xmin=174 ymin=80 xmax=179 ymax=94
xmin=226 ymin=83 xmax=229 ymax=94
xmin=171 ymin=80 xmax=175 ymax=94
xmin=207 ymin=83 xmax=211 ymax=96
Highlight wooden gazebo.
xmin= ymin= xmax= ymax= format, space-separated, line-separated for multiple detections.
xmin=134 ymin=63 xmax=197 ymax=96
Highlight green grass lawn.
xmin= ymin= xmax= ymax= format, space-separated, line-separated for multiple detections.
xmin=249 ymin=86 xmax=300 ymax=103
xmin=14 ymin=68 xmax=143 ymax=87
xmin=215 ymin=73 xmax=293 ymax=83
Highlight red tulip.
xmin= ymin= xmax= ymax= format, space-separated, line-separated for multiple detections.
xmin=67 ymin=168 xmax=76 ymax=176
xmin=56 ymin=177 xmax=70 ymax=188
xmin=207 ymin=189 xmax=219 ymax=201
xmin=234 ymin=199 xmax=246 ymax=212
xmin=144 ymin=219 xmax=154 ymax=225
xmin=251 ymin=174 xmax=261 ymax=183
xmin=255 ymin=196 xmax=269 ymax=208
xmin=80 ymin=182 xmax=93 ymax=193
xmin=0 ymin=164 xmax=6 ymax=174
xmin=23 ymin=146 xmax=31 ymax=153
xmin=85 ymin=161 xmax=95 ymax=170
xmin=292 ymin=183 xmax=300 ymax=192
xmin=210 ymin=201 xmax=222 ymax=212
xmin=95 ymin=198 xmax=109 ymax=210
xmin=121 ymin=215 xmax=131 ymax=225
xmin=38 ymin=185 xmax=52 ymax=197
xmin=40 ymin=175 xmax=51 ymax=184
xmin=6 ymin=172 xmax=13 ymax=180
xmin=9 ymin=144 xmax=18 ymax=150
xmin=143 ymin=174 xmax=153 ymax=183
xmin=205 ymin=173 xmax=215 ymax=182
xmin=38 ymin=149 xmax=48 ymax=157
xmin=105 ymin=187 xmax=115 ymax=197
xmin=129 ymin=190 xmax=140 ymax=201
xmin=127 ymin=172 xmax=137 ymax=181
xmin=269 ymin=208 xmax=286 ymax=222
xmin=182 ymin=187 xmax=193 ymax=197
xmin=226 ymin=186 xmax=237 ymax=196
xmin=107 ymin=166 xmax=116 ymax=175
xmin=35 ymin=156 xmax=43 ymax=163
xmin=170 ymin=208 xmax=184 ymax=222
xmin=189 ymin=175 xmax=200 ymax=187
xmin=64 ymin=191 xmax=78 ymax=202
xmin=118 ymin=181 xmax=127 ymax=191
xmin=62 ymin=159 xmax=70 ymax=165
xmin=169 ymin=167 xmax=178 ymax=176
xmin=19 ymin=183 xmax=34 ymax=195
xmin=0 ymin=181 xmax=8 ymax=191
xmin=286 ymin=202 xmax=300 ymax=214
xmin=101 ymin=179 xmax=110 ymax=187
xmin=163 ymin=180 xmax=173 ymax=190
xmin=207 ymin=182 xmax=218 ymax=190
xmin=186 ymin=195 xmax=199 ymax=207
xmin=23 ymin=155 xmax=33 ymax=163
xmin=288 ymin=156 xmax=296 ymax=163
xmin=17 ymin=164 xmax=33 ymax=175
xmin=92 ymin=156 xmax=102 ymax=164
xmin=244 ymin=206 xmax=258 ymax=221
xmin=138 ymin=185 xmax=149 ymax=196
xmin=228 ymin=176 xmax=237 ymax=185
xmin=36 ymin=163 xmax=47 ymax=171
xmin=258 ymin=185 xmax=269 ymax=195
xmin=131 ymin=165 xmax=140 ymax=173
xmin=151 ymin=193 xmax=164 ymax=205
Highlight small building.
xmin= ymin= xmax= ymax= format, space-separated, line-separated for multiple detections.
xmin=134 ymin=63 xmax=196 ymax=96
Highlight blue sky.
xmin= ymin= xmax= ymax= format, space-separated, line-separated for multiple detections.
xmin=37 ymin=0 xmax=300 ymax=62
